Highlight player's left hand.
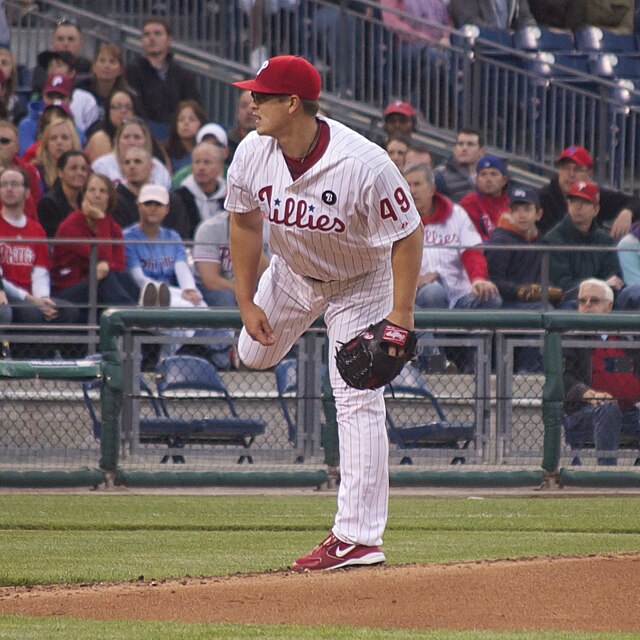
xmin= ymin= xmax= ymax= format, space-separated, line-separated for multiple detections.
xmin=385 ymin=309 xmax=414 ymax=356
xmin=240 ymin=302 xmax=276 ymax=346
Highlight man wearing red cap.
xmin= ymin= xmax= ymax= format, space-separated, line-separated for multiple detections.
xmin=543 ymin=180 xmax=640 ymax=309
xmin=226 ymin=55 xmax=423 ymax=571
xmin=538 ymin=145 xmax=640 ymax=238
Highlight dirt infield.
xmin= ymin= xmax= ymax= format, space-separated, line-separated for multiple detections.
xmin=1 ymin=553 xmax=639 ymax=632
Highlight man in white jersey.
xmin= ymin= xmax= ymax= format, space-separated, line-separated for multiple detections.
xmin=226 ymin=55 xmax=423 ymax=571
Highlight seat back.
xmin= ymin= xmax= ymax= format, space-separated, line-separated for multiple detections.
xmin=575 ymin=26 xmax=636 ymax=54
xmin=591 ymin=53 xmax=640 ymax=79
xmin=82 ymin=377 xmax=158 ymax=439
xmin=385 ymin=363 xmax=447 ymax=423
xmin=514 ymin=25 xmax=574 ymax=52
xmin=155 ymin=355 xmax=239 ymax=418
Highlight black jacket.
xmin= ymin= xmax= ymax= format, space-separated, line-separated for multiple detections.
xmin=543 ymin=214 xmax=620 ymax=297
xmin=485 ymin=226 xmax=543 ymax=301
xmin=37 ymin=179 xmax=77 ymax=238
xmin=125 ymin=53 xmax=199 ymax=125
xmin=448 ymin=0 xmax=536 ymax=29
xmin=538 ymin=176 xmax=640 ymax=237
xmin=529 ymin=0 xmax=585 ymax=30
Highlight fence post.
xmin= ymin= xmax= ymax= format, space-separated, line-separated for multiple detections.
xmin=541 ymin=329 xmax=563 ymax=479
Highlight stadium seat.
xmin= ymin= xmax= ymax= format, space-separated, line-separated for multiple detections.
xmin=384 ymin=363 xmax=475 ymax=465
xmin=514 ymin=25 xmax=574 ymax=52
xmin=83 ymin=355 xmax=265 ymax=464
xmin=575 ymin=26 xmax=637 ymax=54
xmin=590 ymin=53 xmax=640 ymax=79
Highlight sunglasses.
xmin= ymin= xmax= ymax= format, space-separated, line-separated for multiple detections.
xmin=0 ymin=137 xmax=15 ymax=145
xmin=578 ymin=296 xmax=606 ymax=305
xmin=250 ymin=92 xmax=289 ymax=105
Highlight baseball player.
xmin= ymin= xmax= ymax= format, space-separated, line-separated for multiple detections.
xmin=226 ymin=55 xmax=423 ymax=571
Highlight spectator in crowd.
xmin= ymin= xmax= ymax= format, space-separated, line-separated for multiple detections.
xmin=92 ymin=116 xmax=171 ymax=189
xmin=36 ymin=56 xmax=99 ymax=136
xmin=586 ymin=0 xmax=634 ymax=34
xmin=87 ymin=43 xmax=128 ymax=121
xmin=460 ymin=154 xmax=510 ymax=241
xmin=165 ymin=99 xmax=208 ymax=174
xmin=32 ymin=116 xmax=81 ymax=193
xmin=52 ymin=173 xmax=140 ymax=317
xmin=0 ymin=48 xmax=25 ymax=125
xmin=125 ymin=17 xmax=199 ymax=143
xmin=448 ymin=0 xmax=537 ymax=29
xmin=37 ymin=150 xmax=88 ymax=238
xmin=381 ymin=100 xmax=415 ymax=143
xmin=485 ymin=186 xmax=562 ymax=372
xmin=406 ymin=161 xmax=501 ymax=372
xmin=617 ymin=220 xmax=640 ymax=286
xmin=227 ymin=90 xmax=254 ymax=164
xmin=83 ymin=88 xmax=161 ymax=164
xmin=385 ymin=135 xmax=409 ymax=172
xmin=19 ymin=102 xmax=81 ymax=163
xmin=528 ymin=0 xmax=585 ymax=31
xmin=31 ymin=17 xmax=91 ymax=95
xmin=19 ymin=73 xmax=89 ymax=154
xmin=405 ymin=138 xmax=433 ymax=167
xmin=543 ymin=181 xmax=640 ymax=309
xmin=407 ymin=162 xmax=501 ymax=311
xmin=193 ymin=210 xmax=270 ymax=308
xmin=173 ymin=141 xmax=227 ymax=239
xmin=171 ymin=121 xmax=229 ymax=188
xmin=124 ymin=184 xmax=204 ymax=310
xmin=112 ymin=146 xmax=188 ymax=237
xmin=562 ymin=278 xmax=640 ymax=465
xmin=434 ymin=127 xmax=484 ymax=203
xmin=538 ymin=146 xmax=640 ymax=239
xmin=0 ymin=166 xmax=76 ymax=325
xmin=0 ymin=119 xmax=41 ymax=219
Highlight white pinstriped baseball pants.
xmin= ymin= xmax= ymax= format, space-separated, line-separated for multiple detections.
xmin=238 ymin=255 xmax=392 ymax=546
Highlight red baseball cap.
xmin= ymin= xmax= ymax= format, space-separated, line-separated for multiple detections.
xmin=567 ymin=180 xmax=600 ymax=204
xmin=384 ymin=101 xmax=415 ymax=119
xmin=558 ymin=145 xmax=593 ymax=167
xmin=232 ymin=55 xmax=321 ymax=101
xmin=43 ymin=73 xmax=73 ymax=98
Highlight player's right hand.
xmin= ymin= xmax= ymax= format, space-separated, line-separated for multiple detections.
xmin=240 ymin=302 xmax=276 ymax=346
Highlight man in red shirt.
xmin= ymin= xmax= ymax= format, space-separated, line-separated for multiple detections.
xmin=460 ymin=154 xmax=510 ymax=241
xmin=0 ymin=167 xmax=76 ymax=324
xmin=563 ymin=278 xmax=640 ymax=465
xmin=0 ymin=120 xmax=41 ymax=219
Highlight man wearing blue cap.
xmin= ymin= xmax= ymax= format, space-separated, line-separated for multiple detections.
xmin=485 ymin=185 xmax=563 ymax=372
xmin=460 ymin=154 xmax=510 ymax=241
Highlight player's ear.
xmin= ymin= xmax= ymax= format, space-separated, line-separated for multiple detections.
xmin=288 ymin=95 xmax=302 ymax=113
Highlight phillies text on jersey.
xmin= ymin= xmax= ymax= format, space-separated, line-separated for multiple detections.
xmin=225 ymin=117 xmax=420 ymax=282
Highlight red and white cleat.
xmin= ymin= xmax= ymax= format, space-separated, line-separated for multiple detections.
xmin=291 ymin=533 xmax=385 ymax=571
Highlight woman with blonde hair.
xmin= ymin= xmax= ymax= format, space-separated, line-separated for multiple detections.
xmin=33 ymin=117 xmax=82 ymax=193
xmin=92 ymin=116 xmax=171 ymax=188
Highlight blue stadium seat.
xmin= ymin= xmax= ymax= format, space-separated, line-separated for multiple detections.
xmin=514 ymin=25 xmax=574 ymax=52
xmin=384 ymin=363 xmax=475 ymax=465
xmin=590 ymin=53 xmax=640 ymax=79
xmin=575 ymin=26 xmax=637 ymax=54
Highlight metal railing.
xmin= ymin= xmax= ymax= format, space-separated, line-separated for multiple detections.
xmin=12 ymin=0 xmax=640 ymax=192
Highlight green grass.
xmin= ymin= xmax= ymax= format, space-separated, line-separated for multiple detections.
xmin=1 ymin=494 xmax=639 ymax=638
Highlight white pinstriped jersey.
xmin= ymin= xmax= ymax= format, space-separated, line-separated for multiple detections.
xmin=225 ymin=117 xmax=420 ymax=282
xmin=420 ymin=202 xmax=483 ymax=307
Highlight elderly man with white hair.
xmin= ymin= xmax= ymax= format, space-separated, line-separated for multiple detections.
xmin=562 ymin=278 xmax=640 ymax=465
